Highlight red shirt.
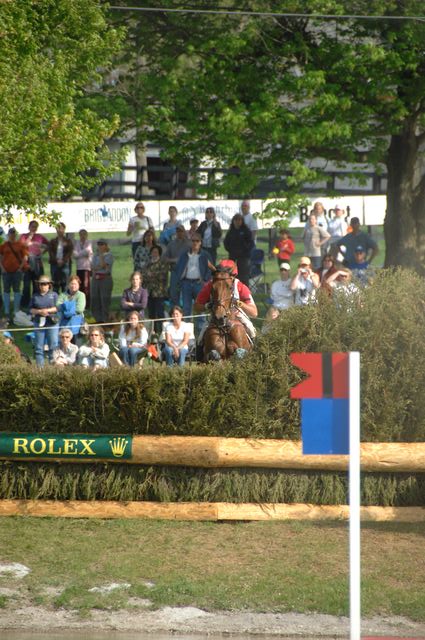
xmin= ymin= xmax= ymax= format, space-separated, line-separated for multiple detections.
xmin=196 ymin=278 xmax=254 ymax=305
xmin=275 ymin=237 xmax=295 ymax=261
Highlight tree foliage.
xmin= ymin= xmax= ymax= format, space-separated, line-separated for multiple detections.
xmin=0 ymin=0 xmax=124 ymax=222
xmin=106 ymin=0 xmax=425 ymax=269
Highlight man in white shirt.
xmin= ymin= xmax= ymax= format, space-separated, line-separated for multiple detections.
xmin=241 ymin=200 xmax=258 ymax=242
xmin=270 ymin=263 xmax=295 ymax=311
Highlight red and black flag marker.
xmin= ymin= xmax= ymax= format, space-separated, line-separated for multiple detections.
xmin=290 ymin=353 xmax=349 ymax=454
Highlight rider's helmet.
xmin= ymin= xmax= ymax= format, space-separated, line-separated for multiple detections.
xmin=217 ymin=259 xmax=238 ymax=275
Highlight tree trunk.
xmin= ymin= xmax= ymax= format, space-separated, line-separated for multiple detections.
xmin=384 ymin=118 xmax=425 ymax=272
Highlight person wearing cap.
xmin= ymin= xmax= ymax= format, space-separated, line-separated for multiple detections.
xmin=91 ymin=239 xmax=114 ymax=323
xmin=350 ymin=246 xmax=374 ymax=286
xmin=290 ymin=257 xmax=320 ymax=306
xmin=333 ymin=217 xmax=379 ymax=268
xmin=163 ymin=226 xmax=191 ymax=305
xmin=30 ymin=275 xmax=59 ymax=366
xmin=302 ymin=213 xmax=331 ymax=269
xmin=127 ymin=202 xmax=154 ymax=258
xmin=194 ymin=259 xmax=258 ymax=343
xmin=198 ymin=207 xmax=222 ymax=265
xmin=268 ymin=263 xmax=295 ymax=313
xmin=0 ymin=227 xmax=29 ymax=319
xmin=19 ymin=220 xmax=49 ymax=309
xmin=48 ymin=222 xmax=73 ymax=294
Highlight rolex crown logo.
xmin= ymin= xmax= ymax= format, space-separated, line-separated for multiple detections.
xmin=109 ymin=437 xmax=129 ymax=458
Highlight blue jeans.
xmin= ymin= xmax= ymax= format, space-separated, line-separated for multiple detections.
xmin=181 ymin=279 xmax=203 ymax=330
xmin=119 ymin=345 xmax=145 ymax=366
xmin=169 ymin=269 xmax=181 ymax=305
xmin=34 ymin=326 xmax=59 ymax=367
xmin=163 ymin=344 xmax=188 ymax=366
xmin=2 ymin=271 xmax=22 ymax=293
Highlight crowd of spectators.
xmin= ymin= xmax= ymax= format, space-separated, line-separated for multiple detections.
xmin=0 ymin=200 xmax=379 ymax=367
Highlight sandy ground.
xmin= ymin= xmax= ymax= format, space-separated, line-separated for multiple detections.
xmin=1 ymin=598 xmax=425 ymax=638
xmin=1 ymin=568 xmax=424 ymax=638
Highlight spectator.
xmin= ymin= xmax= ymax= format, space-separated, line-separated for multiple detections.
xmin=0 ymin=227 xmax=28 ymax=319
xmin=78 ymin=326 xmax=109 ymax=369
xmin=224 ymin=213 xmax=254 ymax=286
xmin=290 ymin=257 xmax=320 ymax=306
xmin=328 ymin=204 xmax=348 ymax=245
xmin=188 ymin=218 xmax=200 ymax=240
xmin=118 ymin=310 xmax=149 ymax=367
xmin=315 ymin=254 xmax=338 ymax=295
xmin=198 ymin=207 xmax=222 ymax=265
xmin=57 ymin=275 xmax=86 ymax=338
xmin=52 ymin=328 xmax=79 ymax=366
xmin=240 ymin=199 xmax=258 ymax=242
xmin=175 ymin=233 xmax=211 ymax=330
xmin=309 ymin=201 xmax=328 ymax=228
xmin=302 ymin=214 xmax=330 ymax=269
xmin=273 ymin=228 xmax=295 ymax=267
xmin=159 ymin=205 xmax=183 ymax=246
xmin=72 ymin=229 xmax=93 ymax=308
xmin=350 ymin=246 xmax=375 ymax=286
xmin=326 ymin=267 xmax=360 ymax=305
xmin=120 ymin=271 xmax=148 ymax=319
xmin=126 ymin=202 xmax=154 ymax=258
xmin=134 ymin=229 xmax=159 ymax=272
xmin=30 ymin=275 xmax=59 ymax=367
xmin=162 ymin=305 xmax=192 ymax=367
xmin=162 ymin=225 xmax=191 ymax=305
xmin=267 ymin=262 xmax=294 ymax=314
xmin=19 ymin=220 xmax=48 ymax=309
xmin=91 ymin=239 xmax=114 ymax=324
xmin=48 ymin=222 xmax=73 ymax=293
xmin=333 ymin=217 xmax=379 ymax=268
xmin=142 ymin=245 xmax=169 ymax=334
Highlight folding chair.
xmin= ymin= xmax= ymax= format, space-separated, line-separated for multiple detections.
xmin=249 ymin=248 xmax=268 ymax=294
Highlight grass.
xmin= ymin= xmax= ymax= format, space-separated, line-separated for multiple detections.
xmin=0 ymin=518 xmax=423 ymax=619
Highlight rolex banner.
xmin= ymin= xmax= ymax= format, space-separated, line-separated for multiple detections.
xmin=0 ymin=433 xmax=133 ymax=461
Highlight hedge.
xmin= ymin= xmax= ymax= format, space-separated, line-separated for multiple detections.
xmin=0 ymin=268 xmax=424 ymax=442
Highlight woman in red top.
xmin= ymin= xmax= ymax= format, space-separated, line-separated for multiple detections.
xmin=273 ymin=228 xmax=295 ymax=267
xmin=0 ymin=227 xmax=28 ymax=318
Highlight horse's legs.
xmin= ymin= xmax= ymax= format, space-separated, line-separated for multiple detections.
xmin=204 ymin=328 xmax=227 ymax=362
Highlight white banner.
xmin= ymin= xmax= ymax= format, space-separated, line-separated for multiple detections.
xmin=0 ymin=196 xmax=386 ymax=234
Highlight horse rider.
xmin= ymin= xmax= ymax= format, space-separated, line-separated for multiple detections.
xmin=194 ymin=259 xmax=258 ymax=346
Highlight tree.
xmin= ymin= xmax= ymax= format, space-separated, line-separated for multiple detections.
xmin=105 ymin=0 xmax=425 ymax=271
xmin=0 ymin=0 xmax=124 ymax=223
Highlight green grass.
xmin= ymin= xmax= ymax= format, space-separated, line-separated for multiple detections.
xmin=0 ymin=518 xmax=423 ymax=619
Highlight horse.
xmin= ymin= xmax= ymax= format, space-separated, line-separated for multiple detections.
xmin=203 ymin=270 xmax=253 ymax=362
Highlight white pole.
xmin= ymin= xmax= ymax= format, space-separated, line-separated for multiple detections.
xmin=349 ymin=351 xmax=361 ymax=640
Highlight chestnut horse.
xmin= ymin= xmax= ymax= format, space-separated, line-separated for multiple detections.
xmin=203 ymin=270 xmax=252 ymax=362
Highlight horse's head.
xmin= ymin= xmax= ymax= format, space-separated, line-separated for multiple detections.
xmin=210 ymin=269 xmax=235 ymax=320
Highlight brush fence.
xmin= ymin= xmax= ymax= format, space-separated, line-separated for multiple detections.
xmin=1 ymin=433 xmax=424 ymax=521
